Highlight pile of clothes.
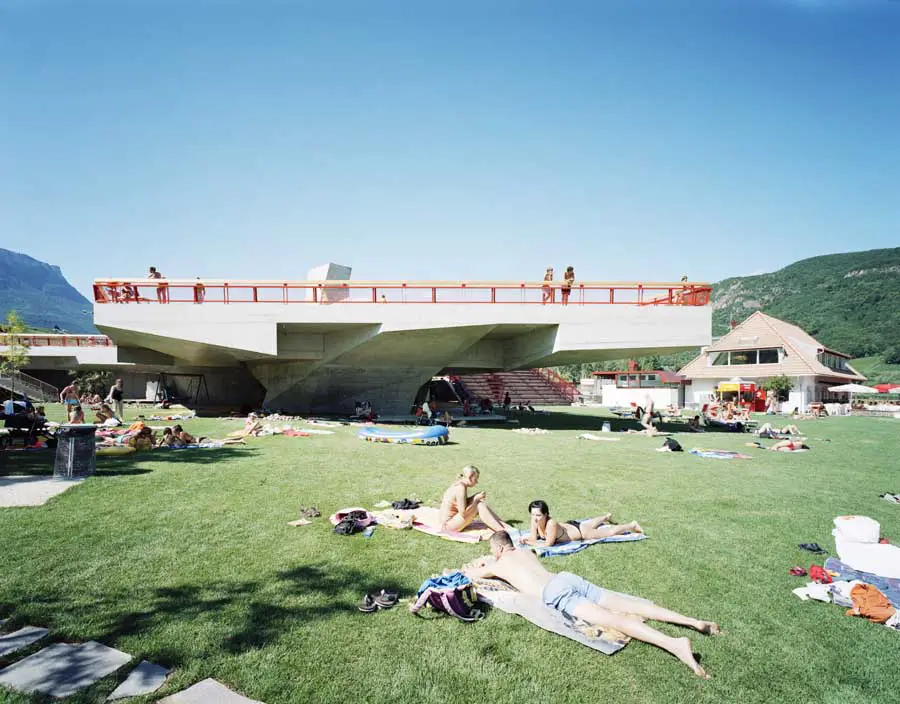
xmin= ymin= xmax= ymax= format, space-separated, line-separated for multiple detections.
xmin=792 ymin=516 xmax=900 ymax=632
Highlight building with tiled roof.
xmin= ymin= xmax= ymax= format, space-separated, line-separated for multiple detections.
xmin=678 ymin=311 xmax=865 ymax=411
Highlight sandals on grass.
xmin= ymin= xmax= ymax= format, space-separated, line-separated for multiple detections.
xmin=358 ymin=589 xmax=399 ymax=613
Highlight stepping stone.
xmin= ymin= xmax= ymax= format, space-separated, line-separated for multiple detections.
xmin=107 ymin=660 xmax=170 ymax=700
xmin=0 ymin=640 xmax=131 ymax=698
xmin=159 ymin=678 xmax=264 ymax=704
xmin=0 ymin=626 xmax=48 ymax=657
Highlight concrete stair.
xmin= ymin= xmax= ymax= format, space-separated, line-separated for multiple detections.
xmin=457 ymin=369 xmax=575 ymax=406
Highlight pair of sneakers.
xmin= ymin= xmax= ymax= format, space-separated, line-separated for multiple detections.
xmin=358 ymin=590 xmax=399 ymax=613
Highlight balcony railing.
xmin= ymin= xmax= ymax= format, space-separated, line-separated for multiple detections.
xmin=0 ymin=334 xmax=113 ymax=348
xmin=92 ymin=279 xmax=712 ymax=306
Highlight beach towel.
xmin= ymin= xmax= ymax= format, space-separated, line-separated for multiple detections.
xmin=576 ymin=433 xmax=621 ymax=442
xmin=506 ymin=525 xmax=647 ymax=557
xmin=474 ymin=580 xmax=636 ymax=655
xmin=410 ymin=506 xmax=494 ymax=543
xmin=689 ymin=448 xmax=752 ymax=460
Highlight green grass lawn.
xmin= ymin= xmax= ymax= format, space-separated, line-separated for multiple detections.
xmin=1 ymin=406 xmax=899 ymax=703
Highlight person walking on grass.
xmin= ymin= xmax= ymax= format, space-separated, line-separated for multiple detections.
xmin=59 ymin=381 xmax=80 ymax=422
xmin=106 ymin=377 xmax=124 ymax=421
xmin=462 ymin=531 xmax=719 ymax=678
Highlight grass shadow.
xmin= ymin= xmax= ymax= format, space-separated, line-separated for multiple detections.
xmin=0 ymin=447 xmax=259 ymax=477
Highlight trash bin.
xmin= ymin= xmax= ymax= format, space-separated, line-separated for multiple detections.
xmin=54 ymin=424 xmax=98 ymax=478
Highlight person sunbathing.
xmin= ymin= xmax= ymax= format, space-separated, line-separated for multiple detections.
xmin=686 ymin=415 xmax=703 ymax=432
xmin=519 ymin=500 xmax=642 ymax=547
xmin=748 ymin=439 xmax=809 ymax=452
xmin=228 ymin=413 xmax=263 ymax=438
xmin=755 ymin=423 xmax=801 ymax=438
xmin=69 ymin=406 xmax=86 ymax=425
xmin=438 ymin=465 xmax=508 ymax=533
xmin=171 ymin=423 xmax=244 ymax=446
xmin=461 ymin=531 xmax=719 ymax=678
xmin=94 ymin=403 xmax=117 ymax=424
xmin=157 ymin=427 xmax=184 ymax=448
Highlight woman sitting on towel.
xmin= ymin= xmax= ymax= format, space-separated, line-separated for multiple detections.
xmin=519 ymin=500 xmax=643 ymax=547
xmin=439 ymin=465 xmax=508 ymax=533
xmin=228 ymin=413 xmax=262 ymax=438
xmin=94 ymin=403 xmax=117 ymax=424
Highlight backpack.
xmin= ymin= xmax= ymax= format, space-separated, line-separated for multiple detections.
xmin=410 ymin=571 xmax=484 ymax=622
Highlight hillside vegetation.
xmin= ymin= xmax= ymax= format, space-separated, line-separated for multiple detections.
xmin=559 ymin=247 xmax=900 ymax=381
xmin=712 ymin=247 xmax=900 ymax=358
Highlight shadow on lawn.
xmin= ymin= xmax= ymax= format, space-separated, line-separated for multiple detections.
xmin=0 ymin=447 xmax=259 ymax=477
xmin=6 ymin=564 xmax=404 ymax=670
xmin=497 ymin=409 xmax=749 ymax=435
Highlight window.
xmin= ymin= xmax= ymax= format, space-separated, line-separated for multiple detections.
xmin=730 ymin=350 xmax=757 ymax=365
xmin=711 ymin=352 xmax=730 ymax=366
xmin=711 ymin=348 xmax=782 ymax=366
xmin=758 ymin=348 xmax=779 ymax=364
xmin=819 ymin=352 xmax=848 ymax=371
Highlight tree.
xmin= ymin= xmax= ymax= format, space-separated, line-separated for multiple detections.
xmin=70 ymin=369 xmax=115 ymax=397
xmin=1 ymin=310 xmax=31 ymax=400
xmin=884 ymin=346 xmax=900 ymax=366
xmin=760 ymin=374 xmax=793 ymax=402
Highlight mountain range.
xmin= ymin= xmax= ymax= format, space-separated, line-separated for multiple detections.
xmin=0 ymin=248 xmax=95 ymax=333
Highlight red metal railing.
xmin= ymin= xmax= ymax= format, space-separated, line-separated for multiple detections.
xmin=0 ymin=334 xmax=113 ymax=347
xmin=92 ymin=279 xmax=713 ymax=306
xmin=536 ymin=368 xmax=579 ymax=402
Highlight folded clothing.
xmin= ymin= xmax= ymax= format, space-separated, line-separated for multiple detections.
xmin=506 ymin=525 xmax=647 ymax=558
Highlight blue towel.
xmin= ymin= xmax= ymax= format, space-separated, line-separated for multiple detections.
xmin=825 ymin=557 xmax=900 ymax=608
xmin=507 ymin=524 xmax=647 ymax=557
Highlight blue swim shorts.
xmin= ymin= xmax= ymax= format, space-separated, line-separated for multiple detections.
xmin=542 ymin=572 xmax=608 ymax=618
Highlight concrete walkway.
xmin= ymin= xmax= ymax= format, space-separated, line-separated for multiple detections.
xmin=0 ymin=476 xmax=83 ymax=507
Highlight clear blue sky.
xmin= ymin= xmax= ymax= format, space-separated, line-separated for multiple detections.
xmin=1 ymin=0 xmax=898 ymax=298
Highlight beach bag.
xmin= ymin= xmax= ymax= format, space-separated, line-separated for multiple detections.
xmin=410 ymin=572 xmax=484 ymax=622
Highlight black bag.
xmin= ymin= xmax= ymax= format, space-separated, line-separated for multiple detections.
xmin=391 ymin=499 xmax=421 ymax=510
xmin=663 ymin=437 xmax=683 ymax=452
xmin=333 ymin=518 xmax=363 ymax=535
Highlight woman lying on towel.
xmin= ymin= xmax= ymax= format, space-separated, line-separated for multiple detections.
xmin=755 ymin=423 xmax=801 ymax=438
xmin=439 ymin=465 xmax=509 ymax=533
xmin=520 ymin=500 xmax=643 ymax=547
xmin=748 ymin=439 xmax=810 ymax=452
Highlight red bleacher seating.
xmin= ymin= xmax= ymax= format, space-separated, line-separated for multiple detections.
xmin=457 ymin=369 xmax=575 ymax=407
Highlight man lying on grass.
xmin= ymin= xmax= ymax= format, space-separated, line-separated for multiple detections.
xmin=461 ymin=531 xmax=719 ymax=678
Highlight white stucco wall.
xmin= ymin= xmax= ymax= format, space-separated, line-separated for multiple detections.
xmin=600 ymin=386 xmax=681 ymax=408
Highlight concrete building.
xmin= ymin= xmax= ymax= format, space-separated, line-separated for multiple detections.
xmin=678 ymin=311 xmax=865 ymax=411
xmin=5 ymin=266 xmax=714 ymax=414
xmin=581 ymin=369 xmax=687 ymax=408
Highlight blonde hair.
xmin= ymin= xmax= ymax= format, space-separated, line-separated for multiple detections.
xmin=460 ymin=465 xmax=480 ymax=479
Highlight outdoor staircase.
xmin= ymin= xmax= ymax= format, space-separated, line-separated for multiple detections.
xmin=457 ymin=369 xmax=577 ymax=406
xmin=0 ymin=370 xmax=59 ymax=404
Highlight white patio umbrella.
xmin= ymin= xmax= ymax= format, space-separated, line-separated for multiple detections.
xmin=827 ymin=383 xmax=880 ymax=405
xmin=827 ymin=383 xmax=880 ymax=394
